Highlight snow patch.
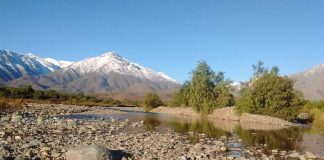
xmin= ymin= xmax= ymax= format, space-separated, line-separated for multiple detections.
xmin=303 ymin=64 xmax=324 ymax=77
xmin=44 ymin=58 xmax=73 ymax=68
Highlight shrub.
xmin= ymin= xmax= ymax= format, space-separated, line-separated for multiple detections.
xmin=304 ymin=100 xmax=324 ymax=111
xmin=303 ymin=101 xmax=324 ymax=129
xmin=236 ymin=62 xmax=305 ymax=121
xmin=33 ymin=90 xmax=47 ymax=100
xmin=143 ymin=93 xmax=163 ymax=112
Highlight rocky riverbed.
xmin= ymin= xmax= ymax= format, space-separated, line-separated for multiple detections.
xmin=0 ymin=104 xmax=320 ymax=160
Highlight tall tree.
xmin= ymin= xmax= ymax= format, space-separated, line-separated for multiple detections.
xmin=188 ymin=61 xmax=234 ymax=114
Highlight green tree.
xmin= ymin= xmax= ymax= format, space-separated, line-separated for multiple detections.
xmin=9 ymin=85 xmax=35 ymax=98
xmin=170 ymin=81 xmax=190 ymax=107
xmin=143 ymin=93 xmax=163 ymax=112
xmin=171 ymin=61 xmax=234 ymax=114
xmin=33 ymin=90 xmax=47 ymax=100
xmin=236 ymin=63 xmax=305 ymax=121
xmin=188 ymin=61 xmax=217 ymax=114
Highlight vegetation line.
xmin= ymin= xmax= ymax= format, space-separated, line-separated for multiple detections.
xmin=168 ymin=60 xmax=323 ymax=128
xmin=0 ymin=85 xmax=140 ymax=112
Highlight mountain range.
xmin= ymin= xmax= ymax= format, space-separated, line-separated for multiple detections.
xmin=1 ymin=49 xmax=324 ymax=100
xmin=0 ymin=50 xmax=72 ymax=82
xmin=0 ymin=50 xmax=180 ymax=100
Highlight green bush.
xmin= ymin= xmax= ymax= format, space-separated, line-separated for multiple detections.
xmin=303 ymin=101 xmax=324 ymax=129
xmin=304 ymin=100 xmax=324 ymax=111
xmin=143 ymin=93 xmax=163 ymax=112
xmin=236 ymin=62 xmax=305 ymax=121
xmin=7 ymin=85 xmax=34 ymax=98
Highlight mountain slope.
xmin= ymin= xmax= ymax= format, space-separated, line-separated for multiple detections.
xmin=0 ymin=50 xmax=56 ymax=82
xmin=0 ymin=50 xmax=73 ymax=83
xmin=291 ymin=64 xmax=324 ymax=100
xmin=9 ymin=51 xmax=180 ymax=100
xmin=65 ymin=52 xmax=177 ymax=83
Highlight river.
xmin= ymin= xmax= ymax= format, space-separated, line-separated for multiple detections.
xmin=64 ymin=107 xmax=324 ymax=158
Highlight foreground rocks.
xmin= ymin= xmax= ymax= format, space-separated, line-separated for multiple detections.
xmin=0 ymin=103 xmax=319 ymax=160
xmin=66 ymin=146 xmax=112 ymax=160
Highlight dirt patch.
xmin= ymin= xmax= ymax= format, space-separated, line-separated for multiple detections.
xmin=152 ymin=106 xmax=295 ymax=126
xmin=240 ymin=112 xmax=294 ymax=126
xmin=151 ymin=106 xmax=200 ymax=117
xmin=208 ymin=107 xmax=240 ymax=121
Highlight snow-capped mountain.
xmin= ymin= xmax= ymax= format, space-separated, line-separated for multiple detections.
xmin=0 ymin=50 xmax=71 ymax=82
xmin=291 ymin=64 xmax=324 ymax=100
xmin=25 ymin=53 xmax=61 ymax=71
xmin=8 ymin=51 xmax=180 ymax=100
xmin=302 ymin=64 xmax=324 ymax=77
xmin=44 ymin=58 xmax=73 ymax=68
xmin=25 ymin=53 xmax=73 ymax=69
xmin=64 ymin=52 xmax=177 ymax=83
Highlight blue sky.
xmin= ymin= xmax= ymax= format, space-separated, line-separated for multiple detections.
xmin=1 ymin=0 xmax=323 ymax=83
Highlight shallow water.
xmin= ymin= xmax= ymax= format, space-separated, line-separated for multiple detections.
xmin=64 ymin=107 xmax=324 ymax=157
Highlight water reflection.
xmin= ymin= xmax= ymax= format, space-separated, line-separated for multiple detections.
xmin=235 ymin=126 xmax=304 ymax=152
xmin=169 ymin=118 xmax=230 ymax=138
xmin=169 ymin=118 xmax=231 ymax=143
xmin=141 ymin=115 xmax=315 ymax=155
xmin=143 ymin=116 xmax=161 ymax=131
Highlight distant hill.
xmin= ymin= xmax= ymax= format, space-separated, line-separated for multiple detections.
xmin=290 ymin=64 xmax=324 ymax=101
xmin=4 ymin=50 xmax=180 ymax=100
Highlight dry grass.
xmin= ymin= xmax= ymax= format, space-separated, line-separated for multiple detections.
xmin=308 ymin=108 xmax=324 ymax=129
xmin=0 ymin=98 xmax=25 ymax=113
xmin=303 ymin=101 xmax=324 ymax=129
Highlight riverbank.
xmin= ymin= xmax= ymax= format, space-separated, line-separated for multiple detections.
xmin=0 ymin=103 xmax=320 ymax=160
xmin=152 ymin=106 xmax=295 ymax=126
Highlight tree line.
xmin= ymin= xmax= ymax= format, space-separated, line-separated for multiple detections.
xmin=0 ymin=85 xmax=123 ymax=107
xmin=167 ymin=60 xmax=306 ymax=121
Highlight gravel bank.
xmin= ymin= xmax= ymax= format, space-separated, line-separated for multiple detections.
xmin=152 ymin=107 xmax=295 ymax=126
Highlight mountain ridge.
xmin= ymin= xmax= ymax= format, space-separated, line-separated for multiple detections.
xmin=2 ymin=50 xmax=180 ymax=100
xmin=290 ymin=63 xmax=324 ymax=101
xmin=0 ymin=50 xmax=70 ymax=82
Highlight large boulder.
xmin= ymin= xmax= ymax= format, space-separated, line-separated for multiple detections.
xmin=66 ymin=145 xmax=112 ymax=160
